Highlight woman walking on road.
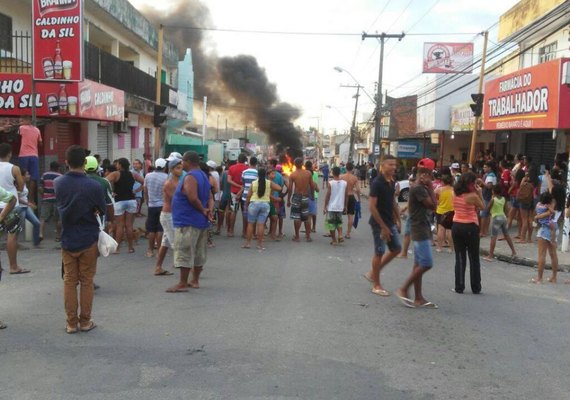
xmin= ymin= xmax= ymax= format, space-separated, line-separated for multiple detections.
xmin=451 ymin=172 xmax=484 ymax=294
xmin=107 ymin=158 xmax=144 ymax=254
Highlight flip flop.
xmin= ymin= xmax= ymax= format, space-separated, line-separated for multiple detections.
xmin=166 ymin=287 xmax=189 ymax=293
xmin=128 ymin=249 xmax=135 ymax=254
xmin=80 ymin=321 xmax=97 ymax=332
xmin=292 ymin=237 xmax=300 ymax=242
xmin=529 ymin=278 xmax=542 ymax=284
xmin=9 ymin=269 xmax=30 ymax=275
xmin=154 ymin=270 xmax=174 ymax=276
xmin=65 ymin=325 xmax=78 ymax=334
xmin=362 ymin=273 xmax=372 ymax=283
xmin=371 ymin=288 xmax=390 ymax=297
xmin=396 ymin=294 xmax=416 ymax=308
xmin=417 ymin=301 xmax=438 ymax=309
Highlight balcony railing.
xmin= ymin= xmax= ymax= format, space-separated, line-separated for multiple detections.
xmin=0 ymin=33 xmax=176 ymax=106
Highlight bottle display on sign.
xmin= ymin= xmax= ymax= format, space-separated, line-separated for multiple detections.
xmin=42 ymin=58 xmax=54 ymax=79
xmin=47 ymin=94 xmax=58 ymax=115
xmin=53 ymin=40 xmax=63 ymax=79
xmin=58 ymin=84 xmax=68 ymax=115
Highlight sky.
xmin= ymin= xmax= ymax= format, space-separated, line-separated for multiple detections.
xmin=128 ymin=0 xmax=521 ymax=136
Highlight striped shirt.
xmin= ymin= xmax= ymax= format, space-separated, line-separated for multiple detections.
xmin=241 ymin=168 xmax=258 ymax=201
xmin=452 ymin=194 xmax=478 ymax=225
xmin=40 ymin=171 xmax=62 ymax=202
xmin=144 ymin=171 xmax=168 ymax=207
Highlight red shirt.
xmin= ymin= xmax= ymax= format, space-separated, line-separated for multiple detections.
xmin=227 ymin=163 xmax=248 ymax=194
xmin=19 ymin=125 xmax=41 ymax=157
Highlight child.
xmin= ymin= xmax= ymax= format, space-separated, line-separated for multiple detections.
xmin=483 ymin=185 xmax=516 ymax=261
xmin=535 ymin=192 xmax=557 ymax=245
xmin=323 ymin=167 xmax=347 ymax=245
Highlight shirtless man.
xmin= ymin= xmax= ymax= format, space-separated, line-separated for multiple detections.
xmin=287 ymin=157 xmax=318 ymax=242
xmin=152 ymin=158 xmax=183 ymax=276
xmin=340 ymin=161 xmax=361 ymax=239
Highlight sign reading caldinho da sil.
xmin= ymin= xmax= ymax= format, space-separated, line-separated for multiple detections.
xmin=32 ymin=0 xmax=83 ymax=82
xmin=483 ymin=59 xmax=570 ymax=130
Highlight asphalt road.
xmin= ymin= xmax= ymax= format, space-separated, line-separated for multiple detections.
xmin=1 ymin=191 xmax=569 ymax=399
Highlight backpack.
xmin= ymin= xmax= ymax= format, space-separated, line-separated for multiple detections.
xmin=516 ymin=181 xmax=534 ymax=205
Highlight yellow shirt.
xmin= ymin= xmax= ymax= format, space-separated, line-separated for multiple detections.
xmin=249 ymin=179 xmax=271 ymax=202
xmin=436 ymin=186 xmax=454 ymax=214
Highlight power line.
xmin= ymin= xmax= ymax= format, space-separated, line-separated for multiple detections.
xmin=163 ymin=25 xmax=479 ymax=37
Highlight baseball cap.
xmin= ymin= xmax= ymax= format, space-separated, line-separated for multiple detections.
xmin=155 ymin=158 xmax=167 ymax=169
xmin=206 ymin=160 xmax=217 ymax=169
xmin=85 ymin=156 xmax=98 ymax=172
xmin=168 ymin=158 xmax=182 ymax=169
xmin=166 ymin=151 xmax=182 ymax=162
xmin=417 ymin=158 xmax=435 ymax=171
xmin=451 ymin=162 xmax=460 ymax=169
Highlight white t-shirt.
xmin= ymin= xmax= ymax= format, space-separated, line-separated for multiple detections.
xmin=328 ymin=179 xmax=347 ymax=212
xmin=211 ymin=170 xmax=221 ymax=201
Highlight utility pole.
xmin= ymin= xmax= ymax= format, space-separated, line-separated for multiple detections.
xmin=340 ymin=84 xmax=362 ymax=163
xmin=468 ymin=31 xmax=489 ymax=164
xmin=362 ymin=32 xmax=405 ymax=156
xmin=202 ymin=96 xmax=207 ymax=146
xmin=154 ymin=24 xmax=164 ymax=160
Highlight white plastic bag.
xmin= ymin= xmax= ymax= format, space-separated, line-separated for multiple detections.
xmin=96 ymin=214 xmax=117 ymax=257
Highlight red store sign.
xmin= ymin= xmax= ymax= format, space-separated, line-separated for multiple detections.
xmin=483 ymin=58 xmax=570 ymax=130
xmin=32 ymin=0 xmax=83 ymax=82
xmin=0 ymin=74 xmax=124 ymax=122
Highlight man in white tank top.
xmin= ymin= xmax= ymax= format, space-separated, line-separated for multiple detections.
xmin=0 ymin=143 xmax=28 ymax=274
xmin=324 ymin=167 xmax=347 ymax=245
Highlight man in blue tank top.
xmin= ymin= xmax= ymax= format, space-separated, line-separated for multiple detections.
xmin=167 ymin=151 xmax=213 ymax=293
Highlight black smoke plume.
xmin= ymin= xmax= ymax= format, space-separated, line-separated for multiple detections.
xmin=136 ymin=0 xmax=303 ymax=157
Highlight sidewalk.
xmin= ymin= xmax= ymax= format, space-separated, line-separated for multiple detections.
xmin=358 ymin=184 xmax=570 ymax=272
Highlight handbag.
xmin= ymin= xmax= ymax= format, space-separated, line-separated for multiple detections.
xmin=440 ymin=211 xmax=454 ymax=230
xmin=96 ymin=214 xmax=117 ymax=257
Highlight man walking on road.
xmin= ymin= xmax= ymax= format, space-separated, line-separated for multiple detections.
xmin=340 ymin=161 xmax=360 ymax=239
xmin=55 ymin=146 xmax=106 ymax=334
xmin=364 ymin=154 xmax=401 ymax=296
xmin=144 ymin=158 xmax=168 ymax=257
xmin=396 ymin=160 xmax=438 ymax=309
xmin=287 ymin=157 xmax=318 ymax=242
xmin=0 ymin=143 xmax=27 ymax=274
xmin=153 ymin=157 xmax=183 ymax=277
xmin=167 ymin=151 xmax=213 ymax=293
xmin=17 ymin=117 xmax=42 ymax=203
xmin=324 ymin=167 xmax=347 ymax=245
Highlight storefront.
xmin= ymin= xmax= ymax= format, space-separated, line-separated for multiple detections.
xmin=484 ymin=58 xmax=570 ymax=168
xmin=0 ymin=73 xmax=124 ymax=167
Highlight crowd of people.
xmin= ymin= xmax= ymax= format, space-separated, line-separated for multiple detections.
xmin=1 ymin=123 xmax=569 ymax=331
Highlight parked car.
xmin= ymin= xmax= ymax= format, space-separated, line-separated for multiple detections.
xmin=397 ymin=179 xmax=410 ymax=202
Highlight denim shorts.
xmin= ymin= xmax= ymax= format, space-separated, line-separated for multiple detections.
xmin=371 ymin=223 xmax=402 ymax=256
xmin=248 ymin=201 xmax=270 ymax=224
xmin=308 ymin=198 xmax=317 ymax=215
xmin=114 ymin=199 xmax=137 ymax=216
xmin=403 ymin=216 xmax=411 ymax=236
xmin=19 ymin=156 xmax=40 ymax=181
xmin=491 ymin=215 xmax=508 ymax=237
xmin=480 ymin=199 xmax=491 ymax=217
xmin=536 ymin=225 xmax=558 ymax=243
xmin=510 ymin=198 xmax=520 ymax=209
xmin=413 ymin=239 xmax=433 ymax=268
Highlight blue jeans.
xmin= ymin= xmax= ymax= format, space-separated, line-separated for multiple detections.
xmin=19 ymin=206 xmax=41 ymax=246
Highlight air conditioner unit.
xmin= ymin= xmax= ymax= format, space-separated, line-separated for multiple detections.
xmin=115 ymin=121 xmax=128 ymax=132
xmin=563 ymin=61 xmax=570 ymax=85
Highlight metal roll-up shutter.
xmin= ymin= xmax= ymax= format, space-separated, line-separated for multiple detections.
xmin=525 ymin=132 xmax=556 ymax=168
xmin=56 ymin=122 xmax=79 ymax=164
xmin=97 ymin=124 xmax=110 ymax=160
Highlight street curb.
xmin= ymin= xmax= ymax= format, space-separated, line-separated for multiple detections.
xmin=480 ymin=249 xmax=570 ymax=273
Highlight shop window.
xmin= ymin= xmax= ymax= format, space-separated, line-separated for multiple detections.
xmin=0 ymin=13 xmax=12 ymax=52
xmin=539 ymin=41 xmax=557 ymax=63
